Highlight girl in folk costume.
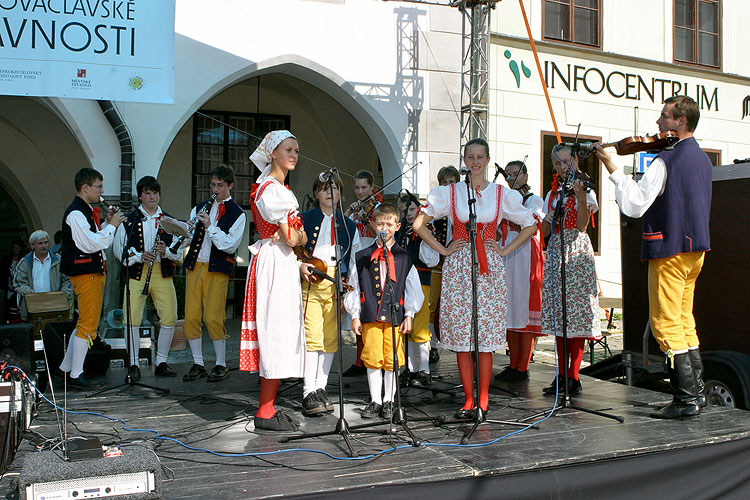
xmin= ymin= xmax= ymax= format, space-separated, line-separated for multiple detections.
xmin=414 ymin=139 xmax=537 ymax=419
xmin=241 ymin=131 xmax=307 ymax=431
xmin=495 ymin=160 xmax=546 ymax=382
xmin=541 ymin=144 xmax=601 ymax=396
xmin=298 ymin=174 xmax=360 ymax=417
xmin=342 ymin=169 xmax=380 ymax=377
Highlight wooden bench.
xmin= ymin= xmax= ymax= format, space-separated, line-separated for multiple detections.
xmin=589 ymin=296 xmax=622 ymax=364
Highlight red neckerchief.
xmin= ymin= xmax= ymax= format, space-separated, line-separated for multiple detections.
xmin=92 ymin=206 xmax=102 ymax=230
xmin=330 ymin=215 xmax=335 ymax=245
xmin=217 ymin=201 xmax=226 ymax=222
xmin=370 ymin=245 xmax=396 ymax=282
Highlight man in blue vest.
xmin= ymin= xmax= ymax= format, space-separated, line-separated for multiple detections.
xmin=595 ymin=95 xmax=712 ymax=419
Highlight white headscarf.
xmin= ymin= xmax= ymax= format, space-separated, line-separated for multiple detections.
xmin=249 ymin=130 xmax=297 ymax=182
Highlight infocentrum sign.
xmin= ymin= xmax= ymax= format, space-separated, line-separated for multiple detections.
xmin=0 ymin=0 xmax=174 ymax=103
xmin=498 ymin=47 xmax=750 ymax=121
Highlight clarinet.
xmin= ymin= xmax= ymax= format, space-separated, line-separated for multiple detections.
xmin=141 ymin=233 xmax=160 ymax=296
xmin=168 ymin=194 xmax=217 ymax=253
xmin=98 ymin=196 xmax=121 ymax=215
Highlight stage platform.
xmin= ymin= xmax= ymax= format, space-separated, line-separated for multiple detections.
xmin=3 ymin=349 xmax=750 ymax=499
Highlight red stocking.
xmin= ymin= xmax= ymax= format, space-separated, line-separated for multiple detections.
xmin=517 ymin=334 xmax=535 ymax=372
xmin=478 ymin=352 xmax=492 ymax=411
xmin=555 ymin=336 xmax=566 ymax=375
xmin=257 ymin=377 xmax=280 ymax=419
xmin=567 ymin=338 xmax=585 ymax=381
xmin=354 ymin=336 xmax=364 ymax=367
xmin=507 ymin=330 xmax=520 ymax=370
xmin=456 ymin=352 xmax=475 ymax=410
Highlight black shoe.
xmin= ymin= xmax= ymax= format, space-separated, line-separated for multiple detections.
xmin=429 ymin=348 xmax=440 ymax=364
xmin=542 ymin=375 xmax=562 ymax=395
xmin=403 ymin=371 xmax=420 ymax=387
xmin=207 ymin=365 xmax=229 ymax=382
xmin=567 ymin=378 xmax=582 ymax=396
xmin=183 ymin=363 xmax=207 ymax=381
xmin=689 ymin=348 xmax=707 ymax=408
xmin=416 ymin=371 xmax=432 ymax=386
xmin=650 ymin=352 xmax=701 ymax=419
xmin=453 ymin=408 xmax=474 ymax=420
xmin=317 ymin=389 xmax=334 ymax=412
xmin=342 ymin=364 xmax=367 ymax=377
xmin=505 ymin=369 xmax=530 ymax=382
xmin=379 ymin=402 xmax=394 ymax=420
xmin=360 ymin=402 xmax=382 ymax=419
xmin=127 ymin=365 xmax=141 ymax=382
xmin=302 ymin=392 xmax=327 ymax=417
xmin=66 ymin=373 xmax=102 ymax=389
xmin=254 ymin=412 xmax=297 ymax=431
xmin=494 ymin=366 xmax=516 ymax=381
xmin=155 ymin=362 xmax=177 ymax=377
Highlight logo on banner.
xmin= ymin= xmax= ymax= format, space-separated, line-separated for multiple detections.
xmin=128 ymin=75 xmax=144 ymax=91
xmin=742 ymin=96 xmax=750 ymax=120
xmin=504 ymin=50 xmax=532 ymax=88
xmin=77 ymin=69 xmax=87 ymax=78
xmin=71 ymin=68 xmax=91 ymax=89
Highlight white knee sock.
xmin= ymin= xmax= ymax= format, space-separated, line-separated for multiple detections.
xmin=316 ymin=352 xmax=335 ymax=390
xmin=407 ymin=341 xmax=418 ymax=372
xmin=367 ymin=368 xmax=382 ymax=404
xmin=418 ymin=341 xmax=430 ymax=374
xmin=128 ymin=327 xmax=140 ymax=366
xmin=68 ymin=335 xmax=89 ymax=379
xmin=303 ymin=351 xmax=320 ymax=398
xmin=383 ymin=370 xmax=396 ymax=403
xmin=156 ymin=325 xmax=175 ymax=365
xmin=213 ymin=340 xmax=226 ymax=367
xmin=187 ymin=338 xmax=203 ymax=366
xmin=59 ymin=328 xmax=77 ymax=373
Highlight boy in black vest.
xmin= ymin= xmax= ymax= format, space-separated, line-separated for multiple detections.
xmin=344 ymin=203 xmax=424 ymax=420
xmin=182 ymin=165 xmax=246 ymax=383
xmin=114 ymin=176 xmax=181 ymax=381
xmin=596 ymin=95 xmax=712 ymax=419
xmin=60 ymin=167 xmax=124 ymax=388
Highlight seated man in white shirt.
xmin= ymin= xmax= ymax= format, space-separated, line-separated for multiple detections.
xmin=13 ymin=230 xmax=74 ymax=321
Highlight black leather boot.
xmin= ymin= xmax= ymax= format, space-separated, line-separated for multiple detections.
xmin=650 ymin=352 xmax=701 ymax=419
xmin=689 ymin=348 xmax=707 ymax=407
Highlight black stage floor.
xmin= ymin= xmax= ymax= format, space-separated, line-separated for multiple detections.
xmin=3 ymin=350 xmax=750 ymax=499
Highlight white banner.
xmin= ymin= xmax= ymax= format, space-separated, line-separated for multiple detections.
xmin=0 ymin=0 xmax=174 ymax=103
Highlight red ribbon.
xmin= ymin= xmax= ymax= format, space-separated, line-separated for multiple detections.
xmin=287 ymin=211 xmax=303 ymax=240
xmin=92 ymin=206 xmax=102 ymax=230
xmin=370 ymin=246 xmax=396 ymax=282
xmin=475 ymin=223 xmax=489 ymax=275
xmin=330 ymin=216 xmax=335 ymax=245
xmin=217 ymin=202 xmax=225 ymax=222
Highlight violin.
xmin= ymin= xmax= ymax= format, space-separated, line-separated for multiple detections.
xmin=347 ymin=196 xmax=378 ymax=225
xmin=293 ymin=246 xmax=354 ymax=291
xmin=601 ymin=131 xmax=679 ymax=155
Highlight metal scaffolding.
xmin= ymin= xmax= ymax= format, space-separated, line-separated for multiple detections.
xmin=456 ymin=1 xmax=499 ymax=144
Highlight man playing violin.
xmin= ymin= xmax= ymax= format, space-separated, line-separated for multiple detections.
xmin=595 ymin=95 xmax=712 ymax=419
xmin=298 ymin=174 xmax=360 ymax=416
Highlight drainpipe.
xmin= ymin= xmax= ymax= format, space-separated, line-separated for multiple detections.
xmin=97 ymin=100 xmax=134 ymax=211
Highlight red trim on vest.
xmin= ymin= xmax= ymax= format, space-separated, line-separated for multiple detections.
xmin=643 ymin=232 xmax=663 ymax=241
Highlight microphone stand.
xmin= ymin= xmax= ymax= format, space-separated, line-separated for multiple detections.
xmin=459 ymin=172 xmax=535 ymax=444
xmin=525 ymin=173 xmax=621 ymax=423
xmin=88 ymin=210 xmax=169 ymax=397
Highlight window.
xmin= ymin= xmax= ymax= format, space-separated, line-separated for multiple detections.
xmin=674 ymin=0 xmax=721 ymax=69
xmin=541 ymin=132 xmax=601 ymax=254
xmin=543 ymin=0 xmax=601 ymax=48
xmin=192 ymin=111 xmax=290 ymax=209
xmin=703 ymin=148 xmax=721 ymax=166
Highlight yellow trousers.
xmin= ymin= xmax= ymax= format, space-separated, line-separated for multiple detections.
xmin=361 ymin=322 xmax=405 ymax=371
xmin=124 ymin=266 xmax=177 ymax=327
xmin=429 ymin=269 xmax=442 ymax=324
xmin=70 ymin=273 xmax=105 ymax=340
xmin=302 ymin=268 xmax=338 ymax=353
xmin=185 ymin=263 xmax=229 ymax=341
xmin=648 ymin=252 xmax=705 ymax=353
xmin=408 ymin=284 xmax=432 ymax=343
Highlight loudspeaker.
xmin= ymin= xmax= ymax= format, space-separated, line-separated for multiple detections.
xmin=0 ymin=323 xmax=35 ymax=376
xmin=41 ymin=322 xmax=111 ymax=377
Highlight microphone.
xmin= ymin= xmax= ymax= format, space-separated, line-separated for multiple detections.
xmin=459 ymin=165 xmax=470 ymax=176
xmin=318 ymin=168 xmax=338 ymax=182
xmin=379 ymin=230 xmax=389 ymax=259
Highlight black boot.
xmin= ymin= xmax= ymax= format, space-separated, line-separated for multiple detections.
xmin=650 ymin=352 xmax=701 ymax=419
xmin=689 ymin=348 xmax=707 ymax=407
